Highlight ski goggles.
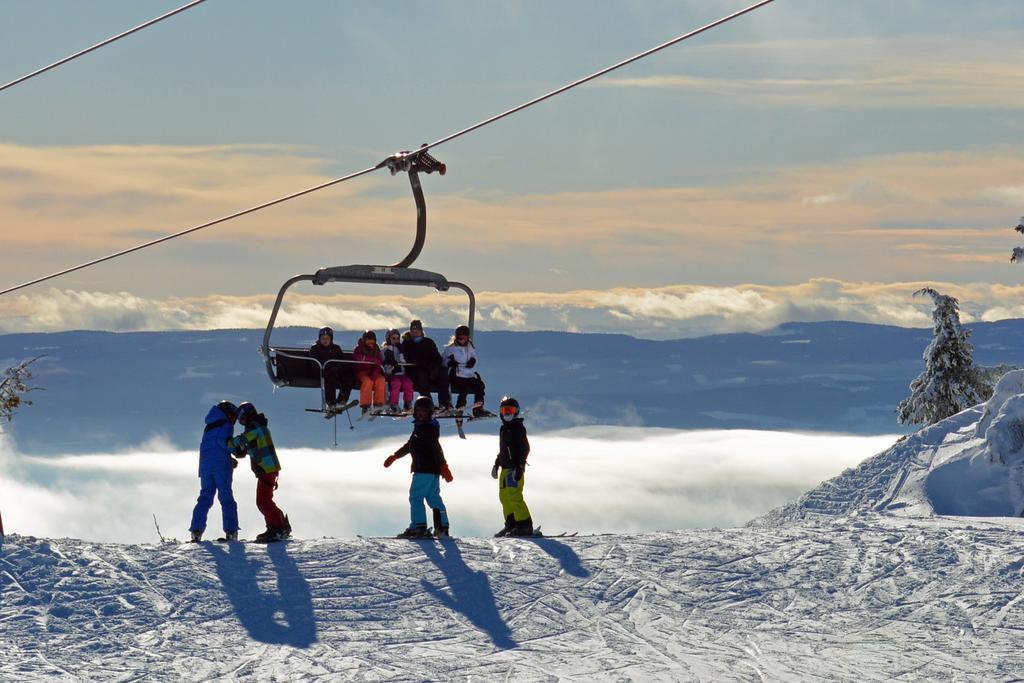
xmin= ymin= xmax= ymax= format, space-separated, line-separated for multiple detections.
xmin=499 ymin=405 xmax=519 ymax=416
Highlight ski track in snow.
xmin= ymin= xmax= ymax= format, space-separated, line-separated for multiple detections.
xmin=3 ymin=518 xmax=1024 ymax=681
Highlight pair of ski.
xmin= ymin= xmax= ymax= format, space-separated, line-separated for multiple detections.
xmin=307 ymin=398 xmax=360 ymax=420
xmin=494 ymin=527 xmax=577 ymax=539
xmin=435 ymin=402 xmax=496 ymax=439
xmin=360 ymin=528 xmax=576 ymax=540
xmin=188 ymin=537 xmax=288 ymax=545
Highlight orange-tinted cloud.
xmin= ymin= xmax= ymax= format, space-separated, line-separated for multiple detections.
xmin=1 ymin=143 xmax=1022 ymax=297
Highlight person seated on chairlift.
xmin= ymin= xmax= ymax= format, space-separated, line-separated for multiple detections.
xmin=400 ymin=319 xmax=453 ymax=414
xmin=443 ymin=324 xmax=489 ymax=418
xmin=383 ymin=328 xmax=414 ymax=414
xmin=309 ymin=326 xmax=354 ymax=412
xmin=353 ymin=330 xmax=387 ymax=414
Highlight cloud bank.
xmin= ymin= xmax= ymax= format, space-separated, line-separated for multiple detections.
xmin=3 ymin=279 xmax=1024 ymax=339
xmin=0 ymin=428 xmax=897 ymax=543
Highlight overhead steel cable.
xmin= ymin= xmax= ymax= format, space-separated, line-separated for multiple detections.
xmin=0 ymin=0 xmax=208 ymax=93
xmin=0 ymin=165 xmax=380 ymax=296
xmin=0 ymin=0 xmax=775 ymax=297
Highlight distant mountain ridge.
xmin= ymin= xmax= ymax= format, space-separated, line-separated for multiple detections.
xmin=4 ymin=319 xmax=1024 ymax=454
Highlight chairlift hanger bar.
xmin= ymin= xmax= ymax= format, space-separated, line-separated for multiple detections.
xmin=0 ymin=0 xmax=776 ymax=297
xmin=0 ymin=0 xmax=208 ymax=94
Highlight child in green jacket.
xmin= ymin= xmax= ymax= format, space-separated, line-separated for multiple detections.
xmin=231 ymin=402 xmax=290 ymax=542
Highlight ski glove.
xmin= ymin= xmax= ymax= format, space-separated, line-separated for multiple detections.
xmin=515 ymin=465 xmax=524 ymax=482
xmin=447 ymin=357 xmax=458 ymax=369
xmin=466 ymin=357 xmax=476 ymax=369
xmin=384 ymin=454 xmax=400 ymax=468
xmin=491 ymin=463 xmax=500 ymax=479
xmin=441 ymin=463 xmax=454 ymax=483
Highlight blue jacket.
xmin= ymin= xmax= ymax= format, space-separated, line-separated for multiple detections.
xmin=198 ymin=404 xmax=235 ymax=477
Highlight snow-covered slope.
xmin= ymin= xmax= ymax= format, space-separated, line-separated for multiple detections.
xmin=759 ymin=370 xmax=1024 ymax=525
xmin=10 ymin=374 xmax=1024 ymax=679
xmin=4 ymin=519 xmax=1024 ymax=681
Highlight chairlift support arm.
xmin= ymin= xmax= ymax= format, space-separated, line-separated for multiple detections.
xmin=378 ymin=146 xmax=446 ymax=269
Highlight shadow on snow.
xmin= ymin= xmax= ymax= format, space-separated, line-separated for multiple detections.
xmin=529 ymin=537 xmax=590 ymax=578
xmin=419 ymin=538 xmax=517 ymax=650
xmin=203 ymin=542 xmax=317 ymax=648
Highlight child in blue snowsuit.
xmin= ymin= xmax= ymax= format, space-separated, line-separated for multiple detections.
xmin=384 ymin=396 xmax=454 ymax=538
xmin=189 ymin=401 xmax=240 ymax=542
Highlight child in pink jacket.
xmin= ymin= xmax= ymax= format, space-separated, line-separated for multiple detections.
xmin=353 ymin=330 xmax=386 ymax=414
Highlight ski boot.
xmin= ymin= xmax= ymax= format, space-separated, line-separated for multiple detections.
xmin=189 ymin=530 xmax=203 ymax=543
xmin=283 ymin=514 xmax=292 ymax=538
xmin=397 ymin=525 xmax=430 ymax=538
xmin=508 ymin=517 xmax=534 ymax=537
xmin=256 ymin=527 xmax=287 ymax=543
xmin=433 ymin=526 xmax=450 ymax=539
xmin=472 ymin=406 xmax=493 ymax=419
xmin=217 ymin=531 xmax=239 ymax=542
xmin=493 ymin=515 xmax=516 ymax=538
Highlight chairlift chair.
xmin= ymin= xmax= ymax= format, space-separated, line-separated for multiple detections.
xmin=258 ymin=148 xmax=476 ymax=414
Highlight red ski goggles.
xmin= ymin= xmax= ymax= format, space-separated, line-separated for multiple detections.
xmin=500 ymin=405 xmax=519 ymax=416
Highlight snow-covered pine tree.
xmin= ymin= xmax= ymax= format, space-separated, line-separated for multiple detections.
xmin=1010 ymin=216 xmax=1024 ymax=264
xmin=897 ymin=288 xmax=992 ymax=426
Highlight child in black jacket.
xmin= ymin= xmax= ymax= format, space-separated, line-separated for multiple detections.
xmin=492 ymin=396 xmax=532 ymax=536
xmin=384 ymin=396 xmax=454 ymax=538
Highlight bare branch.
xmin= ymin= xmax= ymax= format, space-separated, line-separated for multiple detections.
xmin=1 ymin=355 xmax=45 ymax=423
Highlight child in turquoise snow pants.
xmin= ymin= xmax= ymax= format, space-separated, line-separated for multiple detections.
xmin=385 ymin=396 xmax=454 ymax=538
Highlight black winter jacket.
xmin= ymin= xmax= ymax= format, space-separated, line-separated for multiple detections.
xmin=401 ymin=337 xmax=442 ymax=371
xmin=310 ymin=341 xmax=343 ymax=365
xmin=394 ymin=418 xmax=447 ymax=474
xmin=497 ymin=418 xmax=530 ymax=469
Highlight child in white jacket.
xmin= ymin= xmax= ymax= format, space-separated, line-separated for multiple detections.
xmin=442 ymin=325 xmax=488 ymax=417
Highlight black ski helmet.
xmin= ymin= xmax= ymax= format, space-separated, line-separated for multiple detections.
xmin=318 ymin=326 xmax=334 ymax=340
xmin=455 ymin=324 xmax=470 ymax=338
xmin=217 ymin=400 xmax=239 ymax=423
xmin=237 ymin=402 xmax=258 ymax=425
xmin=413 ymin=395 xmax=434 ymax=414
xmin=499 ymin=396 xmax=520 ymax=421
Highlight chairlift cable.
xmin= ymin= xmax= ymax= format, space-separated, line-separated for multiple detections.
xmin=0 ymin=0 xmax=208 ymax=94
xmin=0 ymin=0 xmax=775 ymax=297
xmin=0 ymin=165 xmax=379 ymax=296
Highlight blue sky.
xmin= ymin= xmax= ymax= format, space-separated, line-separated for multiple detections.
xmin=1 ymin=1 xmax=1023 ymax=336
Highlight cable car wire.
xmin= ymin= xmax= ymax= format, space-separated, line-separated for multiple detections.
xmin=0 ymin=0 xmax=775 ymax=297
xmin=0 ymin=165 xmax=380 ymax=297
xmin=0 ymin=0 xmax=208 ymax=94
